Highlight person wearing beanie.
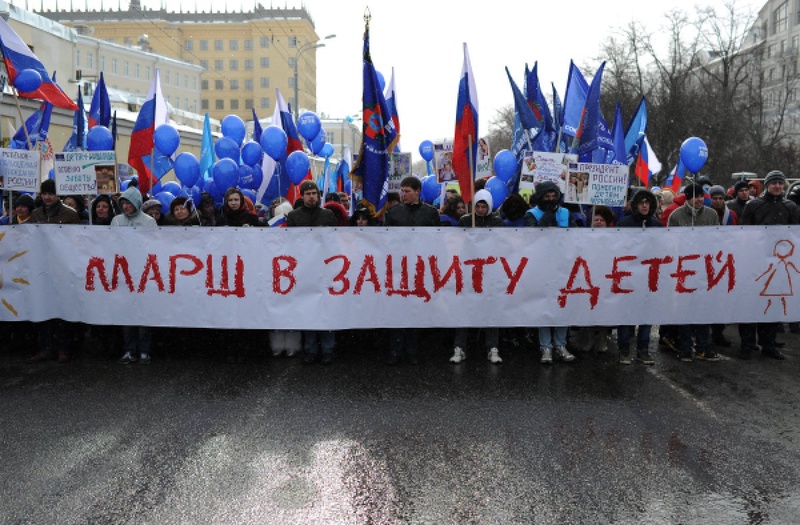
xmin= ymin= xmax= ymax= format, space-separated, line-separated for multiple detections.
xmin=667 ymin=183 xmax=719 ymax=362
xmin=449 ymin=189 xmax=504 ymax=366
xmin=164 ymin=196 xmax=201 ymax=226
xmin=30 ymin=179 xmax=80 ymax=225
xmin=738 ymin=169 xmax=799 ymax=361
xmin=708 ymin=185 xmax=737 ymax=226
xmin=111 ymin=186 xmax=157 ymax=365
xmin=141 ymin=198 xmax=164 ymax=225
xmin=727 ymin=180 xmax=752 ymax=218
xmin=6 ymin=194 xmax=35 ymax=224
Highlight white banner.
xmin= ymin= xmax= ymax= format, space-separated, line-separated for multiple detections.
xmin=0 ymin=149 xmax=40 ymax=192
xmin=1 ymin=225 xmax=799 ymax=328
xmin=520 ymin=151 xmax=577 ymax=193
xmin=565 ymin=162 xmax=628 ymax=206
xmin=54 ymin=151 xmax=118 ymax=195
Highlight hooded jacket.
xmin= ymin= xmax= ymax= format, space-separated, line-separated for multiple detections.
xmin=617 ymin=190 xmax=661 ymax=228
xmin=524 ymin=181 xmax=572 ymax=227
xmin=110 ymin=187 xmax=157 ymax=227
xmin=457 ymin=189 xmax=504 ymax=227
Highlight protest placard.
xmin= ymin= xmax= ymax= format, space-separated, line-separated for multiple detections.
xmin=0 ymin=148 xmax=40 ymax=192
xmin=54 ymin=151 xmax=117 ymax=195
xmin=565 ymin=162 xmax=628 ymax=206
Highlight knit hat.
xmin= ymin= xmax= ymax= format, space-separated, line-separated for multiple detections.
xmin=13 ymin=194 xmax=35 ymax=211
xmin=708 ymin=185 xmax=726 ymax=197
xmin=764 ymin=170 xmax=787 ymax=186
xmin=682 ymin=183 xmax=705 ymax=198
xmin=142 ymin=199 xmax=162 ymax=213
xmin=734 ymin=180 xmax=750 ymax=193
xmin=40 ymin=178 xmax=56 ymax=194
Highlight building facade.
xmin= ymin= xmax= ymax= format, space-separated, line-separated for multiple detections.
xmin=39 ymin=1 xmax=320 ymax=123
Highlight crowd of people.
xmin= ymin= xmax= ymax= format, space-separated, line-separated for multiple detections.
xmin=1 ymin=170 xmax=798 ymax=367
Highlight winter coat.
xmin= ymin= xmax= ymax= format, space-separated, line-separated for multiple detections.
xmin=741 ymin=193 xmax=799 ymax=225
xmin=286 ymin=205 xmax=337 ymax=227
xmin=110 ymin=187 xmax=157 ymax=227
xmin=384 ymin=201 xmax=440 ymax=227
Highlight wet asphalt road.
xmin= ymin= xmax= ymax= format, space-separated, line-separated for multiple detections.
xmin=2 ymin=326 xmax=800 ymax=524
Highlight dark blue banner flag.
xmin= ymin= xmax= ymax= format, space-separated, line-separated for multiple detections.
xmin=10 ymin=100 xmax=52 ymax=150
xmin=624 ymin=96 xmax=647 ymax=165
xmin=562 ymin=61 xmax=589 ymax=137
xmin=609 ymin=102 xmax=627 ymax=166
xmin=571 ymin=62 xmax=605 ymax=157
xmin=350 ymin=22 xmax=399 ymax=214
xmin=63 ymin=87 xmax=87 ymax=152
xmin=526 ymin=62 xmax=556 ymax=152
xmin=88 ymin=71 xmax=111 ymax=129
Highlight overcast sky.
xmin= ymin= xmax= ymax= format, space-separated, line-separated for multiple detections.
xmin=301 ymin=0 xmax=762 ymax=163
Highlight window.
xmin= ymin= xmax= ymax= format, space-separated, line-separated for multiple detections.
xmin=200 ymin=59 xmax=208 ymax=69
xmin=769 ymin=67 xmax=776 ymax=80
xmin=245 ymin=79 xmax=253 ymax=90
xmin=146 ymin=66 xmax=151 ymax=81
xmin=112 ymin=58 xmax=118 ymax=74
xmin=260 ymin=57 xmax=270 ymax=68
xmin=768 ymin=43 xmax=776 ymax=58
xmin=245 ymin=99 xmax=253 ymax=110
xmin=229 ymin=40 xmax=238 ymax=51
xmin=793 ymin=35 xmax=799 ymax=50
xmin=215 ymin=79 xmax=223 ymax=89
xmin=781 ymin=40 xmax=786 ymax=55
xmin=229 ymin=59 xmax=238 ymax=71
xmin=288 ymin=57 xmax=296 ymax=68
xmin=165 ymin=70 xmax=170 ymax=85
xmin=184 ymin=75 xmax=188 ymax=88
xmin=99 ymin=56 xmax=105 ymax=71
xmin=260 ymin=97 xmax=270 ymax=108
xmin=201 ymin=99 xmax=209 ymax=110
xmin=289 ymin=36 xmax=297 ymax=48
xmin=288 ymin=77 xmax=295 ymax=89
xmin=230 ymin=79 xmax=239 ymax=90
xmin=245 ymin=39 xmax=253 ymax=50
xmin=260 ymin=77 xmax=270 ymax=88
xmin=245 ymin=59 xmax=253 ymax=70
xmin=214 ymin=39 xmax=223 ymax=51
xmin=230 ymin=99 xmax=239 ymax=110
xmin=200 ymin=40 xmax=208 ymax=51
xmin=201 ymin=79 xmax=209 ymax=90
xmin=192 ymin=77 xmax=197 ymax=90
xmin=76 ymin=50 xmax=80 ymax=67
xmin=260 ymin=36 xmax=269 ymax=48
xmin=87 ymin=52 xmax=93 ymax=69
xmin=124 ymin=60 xmax=129 ymax=76
xmin=185 ymin=40 xmax=193 ymax=51
xmin=774 ymin=1 xmax=788 ymax=33
xmin=215 ymin=59 xmax=223 ymax=71
xmin=216 ymin=99 xmax=224 ymax=110
xmin=135 ymin=63 xmax=140 ymax=79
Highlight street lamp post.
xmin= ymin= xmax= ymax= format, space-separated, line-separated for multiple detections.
xmin=293 ymin=34 xmax=336 ymax=120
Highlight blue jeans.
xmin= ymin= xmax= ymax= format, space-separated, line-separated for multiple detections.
xmin=122 ymin=326 xmax=152 ymax=357
xmin=538 ymin=326 xmax=567 ymax=349
xmin=303 ymin=330 xmax=335 ymax=355
xmin=617 ymin=325 xmax=652 ymax=352
xmin=679 ymin=324 xmax=709 ymax=356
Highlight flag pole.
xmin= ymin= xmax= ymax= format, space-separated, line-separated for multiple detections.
xmin=468 ymin=134 xmax=475 ymax=228
xmin=11 ymin=88 xmax=33 ymax=150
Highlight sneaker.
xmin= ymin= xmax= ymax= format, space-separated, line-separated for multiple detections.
xmin=540 ymin=347 xmax=553 ymax=364
xmin=659 ymin=337 xmax=677 ymax=352
xmin=487 ymin=347 xmax=502 ymax=364
xmin=139 ymin=354 xmax=151 ymax=365
xmin=118 ymin=352 xmax=137 ymax=365
xmin=555 ymin=346 xmax=575 ymax=362
xmin=449 ymin=346 xmax=466 ymax=364
xmin=637 ymin=352 xmax=655 ymax=365
xmin=619 ymin=354 xmax=632 ymax=365
xmin=703 ymin=350 xmax=720 ymax=362
xmin=680 ymin=352 xmax=693 ymax=362
xmin=272 ymin=349 xmax=284 ymax=357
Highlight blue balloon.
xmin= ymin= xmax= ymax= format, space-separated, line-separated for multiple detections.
xmin=376 ymin=70 xmax=386 ymax=92
xmin=14 ymin=69 xmax=42 ymax=92
xmin=190 ymin=185 xmax=203 ymax=208
xmin=154 ymin=124 xmax=180 ymax=156
xmin=204 ymin=178 xmax=223 ymax=201
xmin=320 ymin=143 xmax=334 ymax=158
xmin=419 ymin=140 xmax=434 ymax=162
xmin=238 ymin=164 xmax=255 ymax=189
xmin=485 ymin=176 xmax=508 ymax=210
xmin=174 ymin=152 xmax=200 ymax=188
xmin=260 ymin=125 xmax=288 ymax=161
xmin=213 ymin=158 xmax=239 ymax=191
xmin=493 ymin=149 xmax=517 ymax=183
xmin=155 ymin=191 xmax=175 ymax=215
xmin=310 ymin=130 xmax=327 ymax=155
xmin=241 ymin=141 xmax=263 ymax=166
xmin=215 ymin=137 xmax=240 ymax=161
xmin=286 ymin=150 xmax=310 ymax=185
xmin=241 ymin=188 xmax=257 ymax=205
xmin=221 ymin=114 xmax=246 ymax=146
xmin=251 ymin=164 xmax=263 ymax=190
xmin=87 ymin=126 xmax=113 ymax=151
xmin=297 ymin=111 xmax=321 ymax=141
xmin=680 ymin=137 xmax=708 ymax=174
xmin=120 ymin=179 xmax=130 ymax=191
xmin=162 ymin=181 xmax=182 ymax=196
xmin=421 ymin=175 xmax=441 ymax=203
xmin=151 ymin=180 xmax=163 ymax=195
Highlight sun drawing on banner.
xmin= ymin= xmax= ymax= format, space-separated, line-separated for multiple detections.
xmin=0 ymin=231 xmax=30 ymax=317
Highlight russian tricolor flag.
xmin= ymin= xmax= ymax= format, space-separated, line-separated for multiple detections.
xmin=255 ymin=88 xmax=305 ymax=204
xmin=128 ymin=69 xmax=169 ymax=196
xmin=0 ymin=18 xmax=77 ymax=110
xmin=453 ymin=43 xmax=478 ymax=203
xmin=634 ymin=136 xmax=662 ymax=187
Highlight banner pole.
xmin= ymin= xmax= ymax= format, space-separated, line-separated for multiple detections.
xmin=468 ymin=134 xmax=475 ymax=228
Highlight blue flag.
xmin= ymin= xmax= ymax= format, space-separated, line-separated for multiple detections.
xmin=350 ymin=22 xmax=398 ymax=213
xmin=200 ymin=112 xmax=215 ymax=182
xmin=624 ymin=97 xmax=647 ymax=165
xmin=63 ymin=87 xmax=87 ymax=152
xmin=562 ymin=61 xmax=589 ymax=138
xmin=526 ymin=62 xmax=556 ymax=152
xmin=551 ymin=83 xmax=569 ymax=153
xmin=571 ymin=62 xmax=605 ymax=157
xmin=88 ymin=71 xmax=111 ymax=128
xmin=609 ymin=102 xmax=627 ymax=166
xmin=252 ymin=108 xmax=263 ymax=143
xmin=505 ymin=66 xmax=539 ymax=132
xmin=10 ymin=100 xmax=52 ymax=150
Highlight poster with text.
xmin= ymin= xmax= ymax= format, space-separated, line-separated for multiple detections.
xmin=389 ymin=152 xmax=412 ymax=192
xmin=434 ymin=139 xmax=455 ymax=184
xmin=0 ymin=149 xmax=40 ymax=192
xmin=475 ymin=136 xmax=492 ymax=180
xmin=519 ymin=151 xmax=576 ymax=194
xmin=54 ymin=151 xmax=118 ymax=195
xmin=565 ymin=162 xmax=628 ymax=206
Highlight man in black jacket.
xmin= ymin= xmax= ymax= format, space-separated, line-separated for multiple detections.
xmin=739 ymin=170 xmax=799 ymax=360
